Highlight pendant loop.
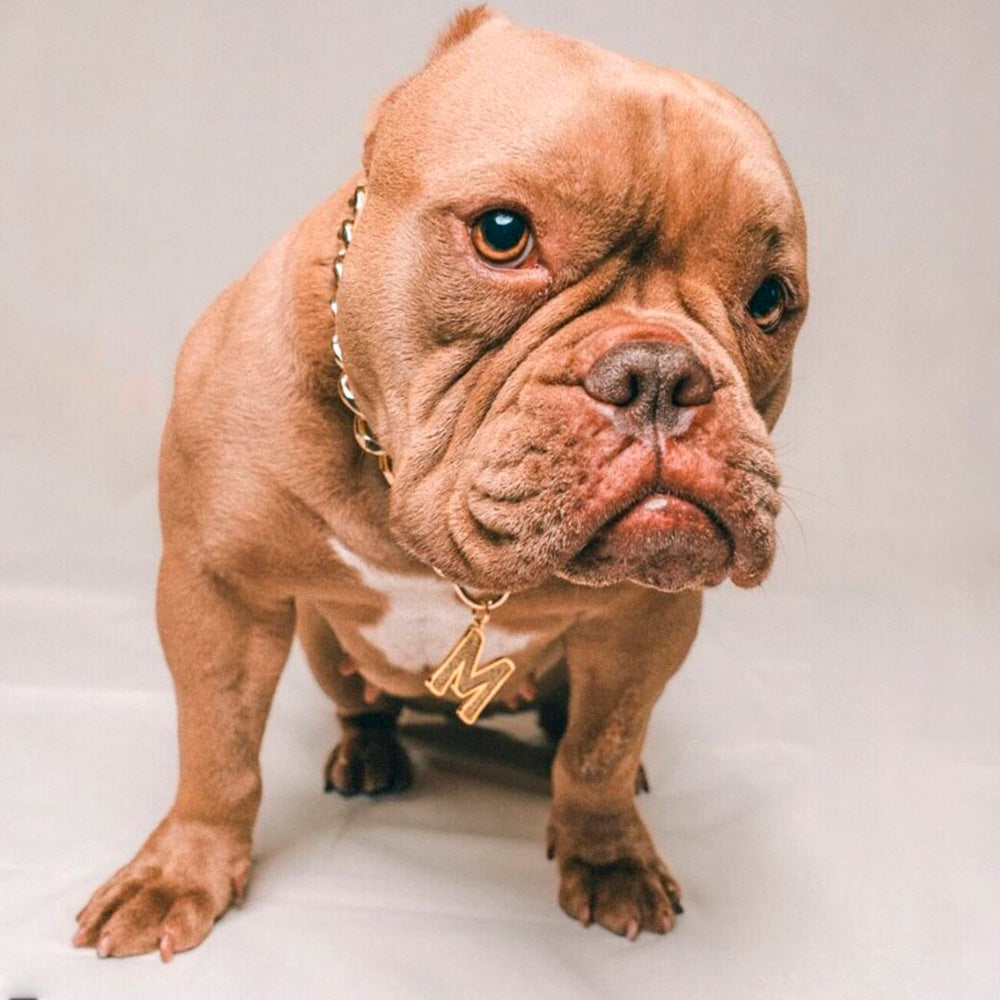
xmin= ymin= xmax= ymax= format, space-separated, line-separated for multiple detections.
xmin=451 ymin=583 xmax=510 ymax=614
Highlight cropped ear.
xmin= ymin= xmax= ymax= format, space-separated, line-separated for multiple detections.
xmin=362 ymin=6 xmax=506 ymax=173
xmin=427 ymin=5 xmax=504 ymax=62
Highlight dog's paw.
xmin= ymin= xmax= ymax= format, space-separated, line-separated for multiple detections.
xmin=556 ymin=855 xmax=682 ymax=938
xmin=73 ymin=815 xmax=249 ymax=960
xmin=324 ymin=716 xmax=412 ymax=796
xmin=547 ymin=806 xmax=681 ymax=939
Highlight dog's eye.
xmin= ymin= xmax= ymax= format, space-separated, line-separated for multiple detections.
xmin=747 ymin=277 xmax=786 ymax=332
xmin=470 ymin=210 xmax=533 ymax=267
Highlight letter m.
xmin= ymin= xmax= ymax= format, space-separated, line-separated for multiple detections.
xmin=425 ymin=624 xmax=516 ymax=725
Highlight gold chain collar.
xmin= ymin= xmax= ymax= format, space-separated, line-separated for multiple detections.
xmin=329 ymin=183 xmax=516 ymax=724
xmin=329 ymin=185 xmax=394 ymax=484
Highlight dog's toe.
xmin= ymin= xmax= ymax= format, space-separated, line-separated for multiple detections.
xmin=74 ymin=817 xmax=247 ymax=959
xmin=556 ymin=855 xmax=681 ymax=938
xmin=324 ymin=726 xmax=412 ymax=797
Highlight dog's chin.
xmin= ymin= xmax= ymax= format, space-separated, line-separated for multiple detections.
xmin=556 ymin=492 xmax=732 ymax=592
xmin=395 ymin=483 xmax=771 ymax=597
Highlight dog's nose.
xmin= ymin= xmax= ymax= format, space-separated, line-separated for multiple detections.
xmin=583 ymin=340 xmax=714 ymax=431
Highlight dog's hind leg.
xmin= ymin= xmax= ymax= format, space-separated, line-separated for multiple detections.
xmin=538 ymin=679 xmax=570 ymax=744
xmin=296 ymin=600 xmax=412 ymax=796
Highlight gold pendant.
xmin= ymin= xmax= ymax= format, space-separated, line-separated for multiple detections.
xmin=425 ymin=607 xmax=516 ymax=725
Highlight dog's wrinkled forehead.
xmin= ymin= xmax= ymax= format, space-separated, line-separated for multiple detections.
xmin=365 ymin=16 xmax=803 ymax=259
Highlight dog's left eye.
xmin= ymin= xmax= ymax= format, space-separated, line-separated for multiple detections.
xmin=470 ymin=210 xmax=534 ymax=267
xmin=747 ymin=277 xmax=786 ymax=332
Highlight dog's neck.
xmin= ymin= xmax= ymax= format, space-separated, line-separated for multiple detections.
xmin=286 ymin=177 xmax=514 ymax=645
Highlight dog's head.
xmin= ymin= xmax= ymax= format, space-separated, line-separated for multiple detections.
xmin=336 ymin=8 xmax=808 ymax=594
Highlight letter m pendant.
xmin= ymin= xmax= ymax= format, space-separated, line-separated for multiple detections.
xmin=425 ymin=621 xmax=516 ymax=725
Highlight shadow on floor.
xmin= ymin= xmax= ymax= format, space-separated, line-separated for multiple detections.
xmin=399 ymin=716 xmax=556 ymax=795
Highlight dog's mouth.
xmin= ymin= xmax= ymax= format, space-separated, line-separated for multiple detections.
xmin=574 ymin=490 xmax=731 ymax=561
xmin=559 ymin=488 xmax=733 ymax=590
xmin=395 ymin=368 xmax=782 ymax=596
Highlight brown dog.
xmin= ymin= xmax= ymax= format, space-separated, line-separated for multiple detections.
xmin=74 ymin=7 xmax=807 ymax=960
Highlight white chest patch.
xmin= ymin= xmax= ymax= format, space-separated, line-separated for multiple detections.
xmin=328 ymin=538 xmax=532 ymax=673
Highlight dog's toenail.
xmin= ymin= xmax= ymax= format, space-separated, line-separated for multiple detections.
xmin=159 ymin=933 xmax=174 ymax=962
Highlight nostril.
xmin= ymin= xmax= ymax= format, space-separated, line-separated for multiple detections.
xmin=672 ymin=366 xmax=715 ymax=408
xmin=583 ymin=357 xmax=643 ymax=407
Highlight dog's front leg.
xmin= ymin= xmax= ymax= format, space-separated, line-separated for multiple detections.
xmin=548 ymin=588 xmax=701 ymax=939
xmin=74 ymin=544 xmax=294 ymax=960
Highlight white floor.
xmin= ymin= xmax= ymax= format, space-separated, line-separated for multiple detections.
xmin=1 ymin=558 xmax=997 ymax=999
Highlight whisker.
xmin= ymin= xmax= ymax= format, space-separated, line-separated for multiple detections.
xmin=725 ymin=458 xmax=781 ymax=490
xmin=774 ymin=528 xmax=787 ymax=560
xmin=772 ymin=433 xmax=810 ymax=457
xmin=777 ymin=489 xmax=817 ymax=516
xmin=777 ymin=482 xmax=832 ymax=506
xmin=777 ymin=492 xmax=808 ymax=554
xmin=779 ymin=476 xmax=847 ymax=518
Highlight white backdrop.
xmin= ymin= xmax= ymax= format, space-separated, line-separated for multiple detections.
xmin=1 ymin=2 xmax=998 ymax=998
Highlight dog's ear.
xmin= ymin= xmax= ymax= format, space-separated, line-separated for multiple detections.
xmin=362 ymin=6 xmax=506 ymax=173
xmin=427 ymin=5 xmax=504 ymax=62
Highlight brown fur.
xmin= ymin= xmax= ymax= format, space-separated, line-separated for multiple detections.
xmin=74 ymin=11 xmax=807 ymax=959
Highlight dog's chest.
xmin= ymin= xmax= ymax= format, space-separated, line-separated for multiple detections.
xmin=328 ymin=538 xmax=531 ymax=672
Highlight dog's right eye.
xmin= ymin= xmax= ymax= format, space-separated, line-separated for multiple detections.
xmin=470 ymin=210 xmax=534 ymax=267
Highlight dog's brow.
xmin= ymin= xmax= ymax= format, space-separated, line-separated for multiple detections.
xmin=740 ymin=220 xmax=805 ymax=276
xmin=743 ymin=221 xmax=787 ymax=252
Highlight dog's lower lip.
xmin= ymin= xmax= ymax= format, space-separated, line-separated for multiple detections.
xmin=569 ymin=490 xmax=732 ymax=565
